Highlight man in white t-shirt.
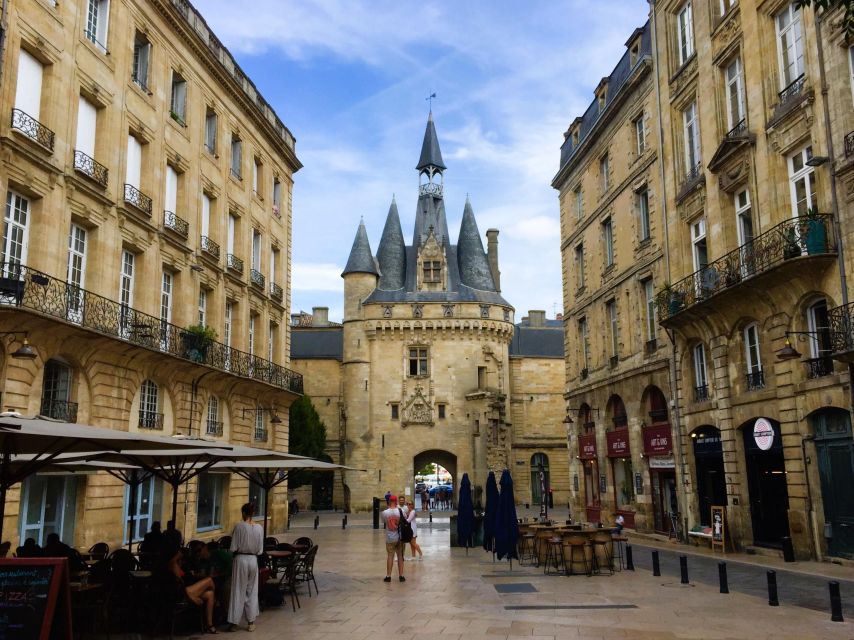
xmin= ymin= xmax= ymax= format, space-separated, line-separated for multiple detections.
xmin=380 ymin=495 xmax=405 ymax=583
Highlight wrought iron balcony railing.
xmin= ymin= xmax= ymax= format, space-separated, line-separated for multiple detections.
xmin=11 ymin=109 xmax=55 ymax=151
xmin=778 ymin=74 xmax=806 ymax=105
xmin=124 ymin=184 xmax=152 ymax=215
xmin=679 ymin=161 xmax=703 ymax=195
xmin=846 ymin=131 xmax=854 ymax=159
xmin=139 ymin=410 xmax=164 ymax=430
xmin=656 ymin=214 xmax=835 ymax=322
xmin=694 ymin=384 xmax=709 ymax=402
xmin=649 ymin=409 xmax=668 ymax=423
xmin=725 ymin=118 xmax=747 ymax=139
xmin=201 ymin=236 xmax=220 ymax=260
xmin=163 ymin=211 xmax=189 ymax=238
xmin=74 ymin=150 xmax=108 ymax=187
xmin=40 ymin=398 xmax=79 ymax=422
xmin=0 ymin=262 xmax=303 ymax=394
xmin=253 ymin=428 xmax=268 ymax=442
xmin=206 ymin=420 xmax=224 ymax=437
xmin=829 ymin=302 xmax=854 ymax=356
xmin=227 ymin=254 xmax=244 ymax=273
xmin=270 ymin=282 xmax=283 ymax=302
xmin=250 ymin=269 xmax=265 ymax=289
xmin=746 ymin=370 xmax=765 ymax=391
xmin=805 ymin=356 xmax=833 ymax=379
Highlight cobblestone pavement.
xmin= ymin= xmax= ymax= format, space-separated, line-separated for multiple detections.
xmin=186 ymin=512 xmax=854 ymax=640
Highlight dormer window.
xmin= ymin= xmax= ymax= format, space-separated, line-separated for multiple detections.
xmin=423 ymin=260 xmax=441 ymax=283
xmin=630 ymin=42 xmax=640 ymax=67
xmin=598 ymin=92 xmax=607 ymax=110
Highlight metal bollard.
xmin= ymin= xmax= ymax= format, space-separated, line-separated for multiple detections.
xmin=314 ymin=515 xmax=319 ymax=530
xmin=767 ymin=570 xmax=779 ymax=606
xmin=342 ymin=516 xmax=346 ymax=530
xmin=429 ymin=512 xmax=433 ymax=523
xmin=652 ymin=550 xmax=660 ymax=577
xmin=830 ymin=581 xmax=844 ymax=622
xmin=679 ymin=555 xmax=689 ymax=584
xmin=718 ymin=562 xmax=729 ymax=594
xmin=626 ymin=544 xmax=634 ymax=571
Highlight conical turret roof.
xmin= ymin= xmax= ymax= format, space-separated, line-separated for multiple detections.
xmin=341 ymin=220 xmax=378 ymax=277
xmin=457 ymin=198 xmax=496 ymax=291
xmin=416 ymin=111 xmax=446 ymax=172
xmin=376 ymin=198 xmax=406 ymax=290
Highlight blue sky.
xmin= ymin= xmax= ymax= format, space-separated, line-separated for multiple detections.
xmin=195 ymin=0 xmax=650 ymax=322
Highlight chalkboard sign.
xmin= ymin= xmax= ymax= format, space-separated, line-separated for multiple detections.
xmin=711 ymin=505 xmax=726 ymax=553
xmin=0 ymin=558 xmax=71 ymax=640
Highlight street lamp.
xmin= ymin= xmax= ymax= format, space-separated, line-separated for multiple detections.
xmin=242 ymin=406 xmax=283 ymax=424
xmin=0 ymin=331 xmax=37 ymax=360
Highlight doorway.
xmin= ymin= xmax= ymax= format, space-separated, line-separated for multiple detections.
xmin=413 ymin=449 xmax=457 ymax=510
xmin=693 ymin=426 xmax=727 ymax=526
xmin=742 ymin=419 xmax=790 ymax=546
xmin=124 ymin=475 xmax=162 ymax=543
xmin=530 ymin=453 xmax=550 ymax=505
xmin=811 ymin=408 xmax=854 ymax=558
xmin=20 ymin=475 xmax=78 ymax=546
xmin=651 ymin=469 xmax=676 ymax=533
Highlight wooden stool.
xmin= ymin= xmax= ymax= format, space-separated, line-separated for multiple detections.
xmin=543 ymin=537 xmax=565 ymax=575
xmin=611 ymin=535 xmax=628 ymax=571
xmin=519 ymin=533 xmax=537 ymax=565
xmin=563 ymin=536 xmax=590 ymax=576
xmin=590 ymin=532 xmax=614 ymax=576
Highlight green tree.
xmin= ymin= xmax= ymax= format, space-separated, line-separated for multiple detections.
xmin=416 ymin=463 xmax=436 ymax=477
xmin=796 ymin=1 xmax=854 ymax=38
xmin=288 ymin=395 xmax=327 ymax=489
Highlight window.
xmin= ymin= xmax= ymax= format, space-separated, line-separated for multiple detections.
xmin=252 ymin=230 xmax=262 ymax=272
xmin=575 ymin=243 xmax=585 ymax=289
xmin=224 ymin=302 xmax=233 ymax=347
xmin=230 ymin=135 xmax=242 ymax=179
xmin=14 ymin=49 xmax=44 ymax=122
xmin=249 ymin=314 xmax=256 ymax=355
xmin=744 ymin=323 xmax=763 ymax=385
xmin=124 ymin=476 xmax=160 ymax=543
xmin=693 ymin=343 xmax=708 ymax=391
xmin=227 ymin=214 xmax=236 ymax=256
xmin=42 ymin=359 xmax=72 ymax=419
xmin=603 ymin=218 xmax=614 ymax=267
xmin=272 ymin=178 xmax=282 ymax=216
xmin=2 ymin=190 xmax=30 ymax=269
xmin=677 ymin=2 xmax=694 ymax=66
xmin=725 ymin=57 xmax=745 ymax=131
xmin=196 ymin=473 xmax=225 ymax=530
xmin=85 ymin=0 xmax=110 ymax=52
xmin=252 ymin=157 xmax=262 ymax=196
xmin=270 ymin=247 xmax=278 ymax=284
xmin=248 ymin=483 xmax=266 ymax=518
xmin=76 ymin=96 xmax=97 ymax=158
xmin=198 ymin=289 xmax=207 ymax=326
xmin=574 ymin=186 xmax=583 ymax=220
xmin=206 ymin=395 xmax=221 ymax=436
xmin=683 ymin=101 xmax=700 ymax=176
xmin=808 ymin=300 xmax=832 ymax=359
xmin=268 ymin=322 xmax=276 ymax=361
xmin=789 ymin=146 xmax=816 ymax=217
xmin=691 ymin=217 xmax=707 ymax=272
xmin=776 ymin=3 xmax=804 ymax=89
xmin=579 ymin=317 xmax=590 ymax=371
xmin=438 ymin=404 xmax=446 ymax=419
xmin=125 ymin=134 xmax=142 ymax=191
xmin=408 ymin=347 xmax=428 ymax=377
xmin=139 ymin=379 xmax=159 ymax=428
xmin=643 ymin=279 xmax=656 ymax=340
xmin=600 ymin=154 xmax=610 ymax=192
xmin=170 ymin=71 xmax=187 ymax=125
xmin=132 ymin=32 xmax=150 ymax=91
xmin=849 ymin=47 xmax=854 ymax=105
xmin=160 ymin=271 xmax=172 ymax=350
xmin=66 ymin=224 xmax=87 ymax=323
xmin=391 ymin=403 xmax=399 ymax=420
xmin=201 ymin=193 xmax=211 ymax=241
xmin=205 ymin=108 xmax=217 ymax=154
xmin=606 ymin=299 xmax=618 ymax=357
xmin=634 ymin=114 xmax=646 ymax=155
xmin=253 ymin=407 xmax=266 ymax=441
xmin=720 ymin=0 xmax=737 ymax=18
xmin=423 ymin=260 xmax=441 ymax=283
xmin=119 ymin=250 xmax=134 ymax=334
xmin=638 ymin=189 xmax=650 ymax=241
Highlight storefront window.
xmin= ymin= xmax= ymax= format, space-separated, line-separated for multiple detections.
xmin=613 ymin=458 xmax=634 ymax=509
xmin=197 ymin=473 xmax=225 ymax=531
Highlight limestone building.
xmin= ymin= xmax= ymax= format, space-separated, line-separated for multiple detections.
xmin=553 ymin=21 xmax=673 ymax=532
xmin=291 ymin=115 xmax=568 ymax=512
xmin=0 ymin=0 xmax=302 ymax=548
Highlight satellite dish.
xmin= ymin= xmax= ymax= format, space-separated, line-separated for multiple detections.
xmin=701 ymin=267 xmax=719 ymax=290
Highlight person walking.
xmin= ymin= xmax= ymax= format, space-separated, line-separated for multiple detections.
xmin=227 ymin=503 xmax=263 ymax=632
xmin=384 ymin=490 xmax=391 ymax=507
xmin=380 ymin=495 xmax=405 ymax=582
xmin=405 ymin=500 xmax=423 ymax=560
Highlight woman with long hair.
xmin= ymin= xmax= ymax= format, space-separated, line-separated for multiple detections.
xmin=406 ymin=501 xmax=423 ymax=560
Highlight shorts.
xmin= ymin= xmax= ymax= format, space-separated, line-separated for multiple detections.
xmin=385 ymin=541 xmax=403 ymax=557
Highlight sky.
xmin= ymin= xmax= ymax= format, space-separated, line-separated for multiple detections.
xmin=195 ymin=0 xmax=650 ymax=323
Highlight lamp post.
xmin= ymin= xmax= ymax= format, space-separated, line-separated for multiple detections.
xmin=0 ymin=331 xmax=37 ymax=359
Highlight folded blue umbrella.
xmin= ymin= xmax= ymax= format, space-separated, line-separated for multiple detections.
xmin=483 ymin=471 xmax=499 ymax=552
xmin=494 ymin=469 xmax=519 ymax=562
xmin=457 ymin=473 xmax=475 ymax=553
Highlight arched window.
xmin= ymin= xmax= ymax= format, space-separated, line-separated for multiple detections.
xmin=608 ymin=395 xmax=627 ymax=429
xmin=579 ymin=403 xmax=594 ymax=435
xmin=646 ymin=386 xmax=668 ymax=423
xmin=206 ymin=395 xmax=222 ymax=436
xmin=41 ymin=359 xmax=76 ymax=421
xmin=139 ymin=379 xmax=162 ymax=430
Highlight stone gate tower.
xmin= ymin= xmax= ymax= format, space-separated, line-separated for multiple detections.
xmin=341 ymin=113 xmax=515 ymax=510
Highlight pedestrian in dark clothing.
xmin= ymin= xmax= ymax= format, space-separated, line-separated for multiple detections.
xmin=163 ymin=519 xmax=183 ymax=549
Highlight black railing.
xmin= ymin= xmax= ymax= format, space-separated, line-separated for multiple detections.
xmin=0 ymin=262 xmax=303 ymax=394
xmin=84 ymin=29 xmax=107 ymax=52
xmin=132 ymin=72 xmax=149 ymax=93
xmin=829 ymin=302 xmax=854 ymax=355
xmin=139 ymin=410 xmax=164 ymax=430
xmin=254 ymin=428 xmax=268 ymax=442
xmin=805 ymin=356 xmax=833 ymax=379
xmin=845 ymin=131 xmax=854 ymax=159
xmin=778 ymin=73 xmax=805 ymax=105
xmin=74 ymin=150 xmax=108 ymax=187
xmin=270 ymin=282 xmax=283 ymax=302
xmin=206 ymin=420 xmax=224 ymax=437
xmin=645 ymin=339 xmax=657 ymax=354
xmin=613 ymin=414 xmax=628 ymax=428
xmin=649 ymin=409 xmax=668 ymax=423
xmin=201 ymin=236 xmax=220 ymax=260
xmin=227 ymin=254 xmax=244 ymax=273
xmin=230 ymin=167 xmax=242 ymax=181
xmin=656 ymin=214 xmax=835 ymax=322
xmin=164 ymin=211 xmax=189 ymax=238
xmin=746 ymin=370 xmax=765 ymax=391
xmin=40 ymin=398 xmax=79 ymax=422
xmin=679 ymin=161 xmax=703 ymax=195
xmin=250 ymin=269 xmax=265 ymax=289
xmin=725 ymin=118 xmax=747 ymax=139
xmin=124 ymin=184 xmax=152 ymax=215
xmin=11 ymin=109 xmax=55 ymax=151
xmin=694 ymin=384 xmax=709 ymax=402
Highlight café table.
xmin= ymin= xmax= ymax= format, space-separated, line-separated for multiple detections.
xmin=266 ymin=549 xmax=293 ymax=576
xmin=557 ymin=529 xmax=614 ymax=575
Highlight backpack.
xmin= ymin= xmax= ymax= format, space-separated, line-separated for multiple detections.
xmin=398 ymin=509 xmax=414 ymax=543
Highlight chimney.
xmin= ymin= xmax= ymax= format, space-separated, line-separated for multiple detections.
xmin=529 ymin=310 xmax=546 ymax=327
xmin=312 ymin=306 xmax=329 ymax=327
xmin=486 ymin=229 xmax=501 ymax=292
xmin=556 ymin=313 xmax=563 ymax=322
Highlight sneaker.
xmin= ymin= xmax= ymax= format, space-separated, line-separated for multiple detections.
xmin=399 ymin=576 xmax=406 ymax=582
xmin=383 ymin=576 xmax=391 ymax=582
xmin=247 ymin=622 xmax=256 ymax=633
xmin=226 ymin=624 xmax=238 ymax=633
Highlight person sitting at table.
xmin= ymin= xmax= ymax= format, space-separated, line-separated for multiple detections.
xmin=141 ymin=521 xmax=163 ymax=554
xmin=163 ymin=519 xmax=183 ymax=549
xmin=16 ymin=537 xmax=42 ymax=558
xmin=156 ymin=542 xmax=217 ymax=634
xmin=187 ymin=540 xmax=213 ymax=578
xmin=613 ymin=514 xmax=625 ymax=535
xmin=43 ymin=533 xmax=87 ymax=572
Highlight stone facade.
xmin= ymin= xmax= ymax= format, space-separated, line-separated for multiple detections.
xmin=0 ymin=0 xmax=301 ymax=549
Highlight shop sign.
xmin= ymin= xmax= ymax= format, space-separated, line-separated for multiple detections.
xmin=649 ymin=455 xmax=675 ymax=469
xmin=634 ymin=472 xmax=643 ymax=495
xmin=753 ymin=418 xmax=774 ymax=451
xmin=579 ymin=434 xmax=597 ymax=460
xmin=606 ymin=430 xmax=631 ymax=458
xmin=643 ymin=424 xmax=672 ymax=455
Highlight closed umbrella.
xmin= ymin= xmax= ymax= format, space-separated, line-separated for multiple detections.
xmin=482 ymin=471 xmax=498 ymax=554
xmin=456 ymin=473 xmax=475 ymax=554
xmin=494 ymin=469 xmax=519 ymax=566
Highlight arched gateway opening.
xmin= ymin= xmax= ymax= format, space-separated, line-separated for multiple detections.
xmin=413 ymin=449 xmax=457 ymax=511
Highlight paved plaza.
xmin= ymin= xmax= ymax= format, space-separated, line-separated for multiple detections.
xmin=197 ymin=512 xmax=854 ymax=640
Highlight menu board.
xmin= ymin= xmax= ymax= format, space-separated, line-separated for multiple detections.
xmin=0 ymin=558 xmax=71 ymax=640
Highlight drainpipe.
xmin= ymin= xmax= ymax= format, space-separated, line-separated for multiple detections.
xmin=802 ymin=435 xmax=819 ymax=560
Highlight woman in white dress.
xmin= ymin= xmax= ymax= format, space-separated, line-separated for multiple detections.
xmin=406 ymin=501 xmax=423 ymax=560
xmin=227 ymin=502 xmax=263 ymax=632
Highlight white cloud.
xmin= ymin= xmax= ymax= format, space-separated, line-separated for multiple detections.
xmin=292 ymin=262 xmax=344 ymax=292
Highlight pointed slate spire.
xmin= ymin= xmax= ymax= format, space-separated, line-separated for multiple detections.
xmin=376 ymin=197 xmax=406 ymax=290
xmin=416 ymin=111 xmax=447 ymax=172
xmin=457 ymin=198 xmax=496 ymax=291
xmin=341 ymin=220 xmax=378 ymax=277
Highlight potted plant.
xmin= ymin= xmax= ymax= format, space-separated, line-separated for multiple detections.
xmin=802 ymin=208 xmax=827 ymax=255
xmin=180 ymin=324 xmax=218 ymax=363
xmin=661 ymin=283 xmax=685 ymax=316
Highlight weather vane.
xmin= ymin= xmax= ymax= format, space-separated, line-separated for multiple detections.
xmin=426 ymin=91 xmax=437 ymax=110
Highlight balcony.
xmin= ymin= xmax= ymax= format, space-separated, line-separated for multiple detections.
xmin=746 ymin=370 xmax=765 ymax=391
xmin=725 ymin=118 xmax=747 ymax=140
xmin=227 ymin=254 xmax=244 ymax=274
xmin=845 ymin=131 xmax=854 ymax=159
xmin=163 ymin=211 xmax=189 ymax=238
xmin=11 ymin=108 xmax=55 ymax=151
xmin=770 ymin=74 xmax=808 ymax=125
xmin=805 ymin=356 xmax=833 ymax=379
xmin=270 ymin=282 xmax=283 ymax=302
xmin=656 ymin=214 xmax=836 ymax=325
xmin=74 ymin=150 xmax=108 ymax=188
xmin=694 ymin=384 xmax=709 ymax=402
xmin=40 ymin=398 xmax=78 ymax=422
xmin=201 ymin=236 xmax=221 ymax=260
xmin=250 ymin=269 xmax=266 ymax=289
xmin=138 ymin=410 xmax=164 ymax=430
xmin=206 ymin=420 xmax=224 ymax=437
xmin=124 ymin=184 xmax=152 ymax=216
xmin=676 ymin=162 xmax=704 ymax=201
xmin=0 ymin=262 xmax=303 ymax=394
xmin=827 ymin=302 xmax=854 ymax=364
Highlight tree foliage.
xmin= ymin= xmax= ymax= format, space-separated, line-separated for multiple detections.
xmin=288 ymin=395 xmax=327 ymax=489
xmin=416 ymin=463 xmax=436 ymax=477
xmin=796 ymin=0 xmax=854 ymax=38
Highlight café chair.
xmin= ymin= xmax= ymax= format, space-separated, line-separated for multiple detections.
xmin=544 ymin=536 xmax=565 ymax=576
xmin=563 ymin=535 xmax=591 ymax=577
xmin=590 ymin=531 xmax=614 ymax=576
xmin=611 ymin=533 xmax=628 ymax=571
xmin=518 ymin=532 xmax=537 ymax=565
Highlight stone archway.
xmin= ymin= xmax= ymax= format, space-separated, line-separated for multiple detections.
xmin=413 ymin=449 xmax=458 ymax=509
